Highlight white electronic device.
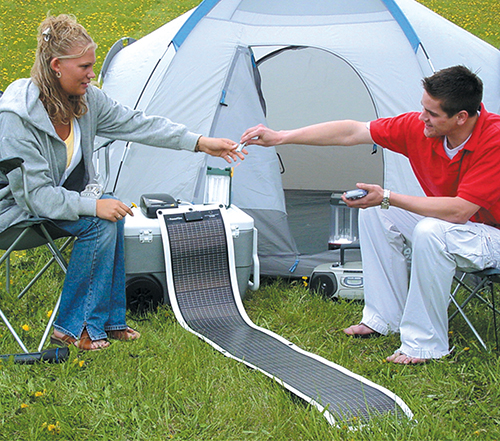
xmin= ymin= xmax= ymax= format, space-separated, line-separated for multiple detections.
xmin=309 ymin=261 xmax=364 ymax=300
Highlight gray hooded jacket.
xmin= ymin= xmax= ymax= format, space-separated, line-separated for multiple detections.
xmin=0 ymin=79 xmax=200 ymax=232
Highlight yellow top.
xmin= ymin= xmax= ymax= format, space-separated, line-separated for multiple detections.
xmin=64 ymin=119 xmax=75 ymax=169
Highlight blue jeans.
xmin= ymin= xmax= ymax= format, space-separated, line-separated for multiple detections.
xmin=52 ymin=212 xmax=127 ymax=341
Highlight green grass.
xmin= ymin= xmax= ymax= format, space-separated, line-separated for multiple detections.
xmin=1 ymin=1 xmax=500 ymax=440
xmin=1 ymin=251 xmax=500 ymax=440
xmin=417 ymin=0 xmax=500 ymax=48
xmin=0 ymin=0 xmax=200 ymax=91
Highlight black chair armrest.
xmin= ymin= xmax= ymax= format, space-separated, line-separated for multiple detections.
xmin=0 ymin=156 xmax=39 ymax=216
xmin=0 ymin=157 xmax=24 ymax=175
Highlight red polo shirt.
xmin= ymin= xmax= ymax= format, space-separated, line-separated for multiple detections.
xmin=370 ymin=105 xmax=500 ymax=228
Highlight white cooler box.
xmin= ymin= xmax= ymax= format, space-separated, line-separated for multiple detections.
xmin=124 ymin=204 xmax=259 ymax=313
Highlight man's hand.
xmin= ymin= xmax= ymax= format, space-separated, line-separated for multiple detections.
xmin=240 ymin=124 xmax=281 ymax=147
xmin=342 ymin=183 xmax=481 ymax=224
xmin=342 ymin=183 xmax=383 ymax=209
xmin=197 ymin=136 xmax=247 ymax=163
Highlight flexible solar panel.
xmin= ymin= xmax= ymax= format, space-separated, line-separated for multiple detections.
xmin=158 ymin=205 xmax=413 ymax=425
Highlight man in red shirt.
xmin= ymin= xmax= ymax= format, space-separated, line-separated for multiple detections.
xmin=241 ymin=65 xmax=500 ymax=364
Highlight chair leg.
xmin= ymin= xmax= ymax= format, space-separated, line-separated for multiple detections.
xmin=37 ymin=294 xmax=61 ymax=352
xmin=471 ymin=284 xmax=500 ymax=317
xmin=449 ymin=274 xmax=489 ymax=322
xmin=17 ymin=237 xmax=73 ymax=300
xmin=0 ymin=226 xmax=71 ymax=352
xmin=450 ymin=273 xmax=500 ymax=351
xmin=0 ymin=227 xmax=34 ymax=295
xmin=6 ymin=254 xmax=10 ymax=294
xmin=0 ymin=308 xmax=29 ymax=353
xmin=489 ymin=279 xmax=499 ymax=351
xmin=449 ymin=290 xmax=488 ymax=350
xmin=28 ymin=230 xmax=71 ymax=351
xmin=38 ymin=224 xmax=69 ymax=273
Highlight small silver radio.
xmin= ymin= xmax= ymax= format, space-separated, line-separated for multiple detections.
xmin=309 ymin=261 xmax=364 ymax=300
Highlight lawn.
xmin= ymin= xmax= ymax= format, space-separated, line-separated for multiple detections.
xmin=1 ymin=1 xmax=500 ymax=440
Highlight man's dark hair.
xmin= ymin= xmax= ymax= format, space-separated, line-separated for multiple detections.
xmin=422 ymin=65 xmax=483 ymax=117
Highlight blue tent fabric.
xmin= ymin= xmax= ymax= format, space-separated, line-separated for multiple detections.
xmin=381 ymin=0 xmax=421 ymax=52
xmin=172 ymin=0 xmax=220 ymax=50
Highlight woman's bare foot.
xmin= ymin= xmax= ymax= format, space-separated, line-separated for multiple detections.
xmin=386 ymin=351 xmax=429 ymax=365
xmin=343 ymin=323 xmax=381 ymax=338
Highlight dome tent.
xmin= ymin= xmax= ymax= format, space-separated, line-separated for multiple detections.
xmin=95 ymin=0 xmax=500 ymax=277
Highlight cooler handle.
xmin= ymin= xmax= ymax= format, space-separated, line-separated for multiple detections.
xmin=248 ymin=227 xmax=260 ymax=291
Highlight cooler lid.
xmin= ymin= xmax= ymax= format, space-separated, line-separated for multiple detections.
xmin=225 ymin=205 xmax=254 ymax=231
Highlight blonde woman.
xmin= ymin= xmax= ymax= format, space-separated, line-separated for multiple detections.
xmin=0 ymin=14 xmax=244 ymax=351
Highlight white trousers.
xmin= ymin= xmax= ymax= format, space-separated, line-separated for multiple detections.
xmin=359 ymin=206 xmax=500 ymax=359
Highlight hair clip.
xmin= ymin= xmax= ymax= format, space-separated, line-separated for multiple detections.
xmin=42 ymin=28 xmax=51 ymax=42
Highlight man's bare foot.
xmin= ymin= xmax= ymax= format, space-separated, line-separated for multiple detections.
xmin=343 ymin=323 xmax=381 ymax=338
xmin=386 ymin=351 xmax=429 ymax=365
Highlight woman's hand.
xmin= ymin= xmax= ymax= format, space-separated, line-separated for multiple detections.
xmin=197 ymin=136 xmax=247 ymax=163
xmin=96 ymin=198 xmax=134 ymax=222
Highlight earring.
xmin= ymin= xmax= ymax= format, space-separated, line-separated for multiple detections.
xmin=56 ymin=71 xmax=61 ymax=78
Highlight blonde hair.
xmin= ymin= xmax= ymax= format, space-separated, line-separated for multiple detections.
xmin=31 ymin=14 xmax=97 ymax=125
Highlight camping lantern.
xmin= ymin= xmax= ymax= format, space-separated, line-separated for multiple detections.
xmin=328 ymin=192 xmax=360 ymax=249
xmin=204 ymin=167 xmax=233 ymax=207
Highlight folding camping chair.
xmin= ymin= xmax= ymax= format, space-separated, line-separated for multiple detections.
xmin=0 ymin=156 xmax=73 ymax=354
xmin=449 ymin=268 xmax=500 ymax=351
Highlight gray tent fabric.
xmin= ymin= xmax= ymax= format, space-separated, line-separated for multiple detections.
xmin=95 ymin=0 xmax=500 ymax=277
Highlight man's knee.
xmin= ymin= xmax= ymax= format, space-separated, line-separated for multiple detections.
xmin=412 ymin=217 xmax=447 ymax=249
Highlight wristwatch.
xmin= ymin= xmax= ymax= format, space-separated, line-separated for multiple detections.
xmin=381 ymin=188 xmax=391 ymax=209
xmin=81 ymin=183 xmax=103 ymax=200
